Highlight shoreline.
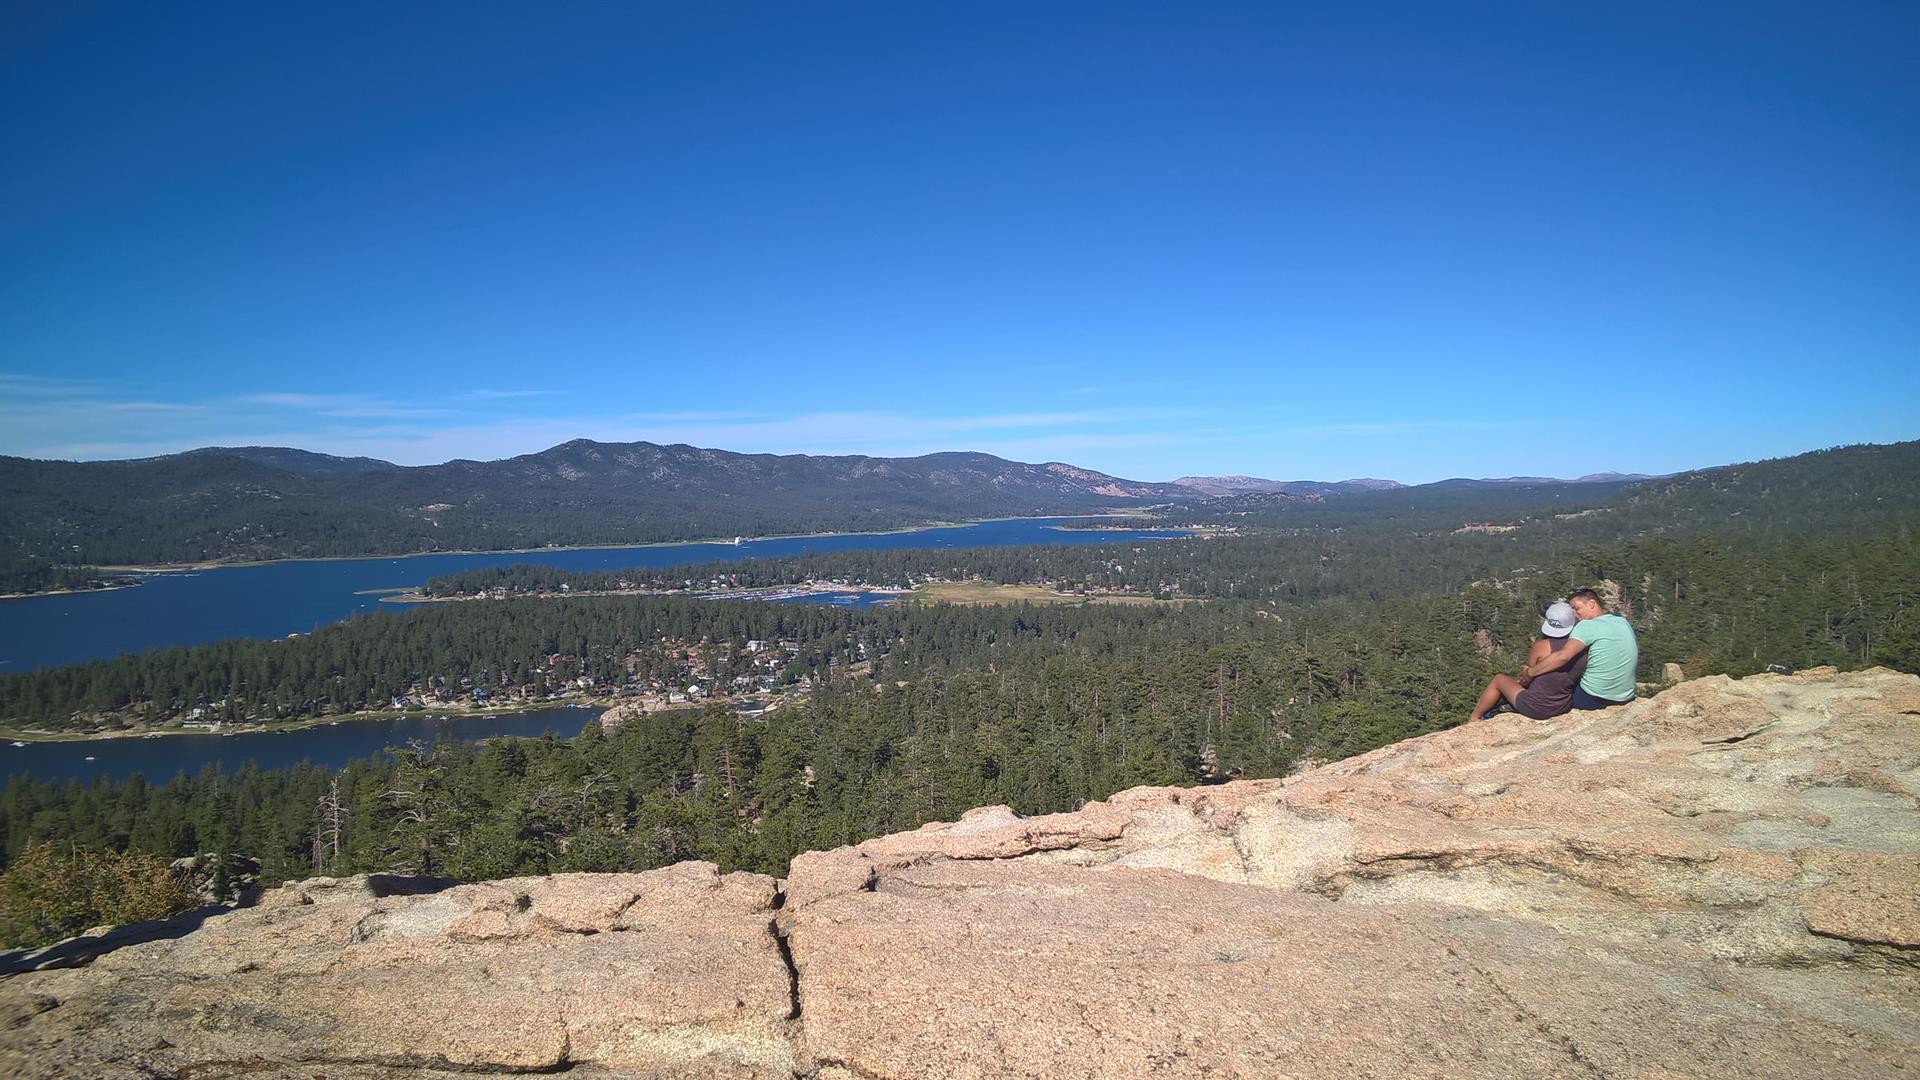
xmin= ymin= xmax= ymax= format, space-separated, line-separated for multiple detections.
xmin=379 ymin=583 xmax=915 ymax=605
xmin=0 ymin=699 xmax=610 ymax=745
xmin=86 ymin=513 xmax=1157 ymax=576
xmin=0 ymin=686 xmax=794 ymax=745
xmin=0 ymin=579 xmax=143 ymax=602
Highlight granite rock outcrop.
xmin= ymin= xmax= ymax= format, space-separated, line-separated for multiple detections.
xmin=2 ymin=667 xmax=1915 ymax=1078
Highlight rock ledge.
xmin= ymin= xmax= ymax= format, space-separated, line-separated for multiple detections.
xmin=3 ymin=667 xmax=1916 ymax=1078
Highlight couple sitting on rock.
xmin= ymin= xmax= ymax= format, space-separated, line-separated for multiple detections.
xmin=1471 ymin=588 xmax=1641 ymax=724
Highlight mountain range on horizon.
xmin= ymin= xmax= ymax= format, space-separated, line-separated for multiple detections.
xmin=0 ymin=437 xmax=1901 ymax=573
xmin=1167 ymin=475 xmax=1405 ymax=497
xmin=96 ymin=443 xmax=1652 ymax=491
xmin=1168 ymin=471 xmax=1662 ymax=497
xmin=0 ymin=439 xmax=1193 ymax=569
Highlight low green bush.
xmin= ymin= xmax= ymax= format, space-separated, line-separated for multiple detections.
xmin=0 ymin=844 xmax=198 ymax=949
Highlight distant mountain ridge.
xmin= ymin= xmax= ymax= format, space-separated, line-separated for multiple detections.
xmin=1170 ymin=475 xmax=1404 ymax=497
xmin=3 ymin=438 xmax=1904 ymax=572
xmin=168 ymin=446 xmax=400 ymax=474
xmin=0 ymin=440 xmax=1192 ymax=566
xmin=1173 ymin=472 xmax=1659 ymax=497
xmin=1425 ymin=472 xmax=1661 ymax=489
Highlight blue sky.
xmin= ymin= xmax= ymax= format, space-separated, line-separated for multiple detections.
xmin=3 ymin=3 xmax=1915 ymax=482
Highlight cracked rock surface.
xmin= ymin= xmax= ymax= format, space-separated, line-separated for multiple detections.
xmin=0 ymin=863 xmax=795 ymax=1078
xmin=4 ymin=667 xmax=1917 ymax=1077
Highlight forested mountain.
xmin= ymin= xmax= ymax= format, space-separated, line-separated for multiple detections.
xmin=1174 ymin=441 xmax=1920 ymax=537
xmin=7 ymin=437 xmax=1898 ymax=582
xmin=172 ymin=446 xmax=399 ymax=474
xmin=0 ymin=440 xmax=1192 ymax=567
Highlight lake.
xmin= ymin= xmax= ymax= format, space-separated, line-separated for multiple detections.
xmin=1 ymin=707 xmax=602 ymax=784
xmin=0 ymin=518 xmax=1186 ymax=672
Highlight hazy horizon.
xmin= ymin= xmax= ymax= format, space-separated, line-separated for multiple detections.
xmin=9 ymin=428 xmax=1880 ymax=489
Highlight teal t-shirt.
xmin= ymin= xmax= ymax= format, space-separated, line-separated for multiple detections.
xmin=1571 ymin=613 xmax=1639 ymax=702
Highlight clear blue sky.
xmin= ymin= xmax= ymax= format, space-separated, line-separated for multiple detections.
xmin=3 ymin=2 xmax=1915 ymax=482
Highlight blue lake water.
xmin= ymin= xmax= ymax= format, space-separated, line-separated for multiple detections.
xmin=1 ymin=707 xmax=601 ymax=784
xmin=0 ymin=518 xmax=1185 ymax=672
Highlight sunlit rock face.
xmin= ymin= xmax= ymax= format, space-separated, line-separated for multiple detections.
xmin=0 ymin=865 xmax=797 ymax=1079
xmin=3 ymin=668 xmax=1917 ymax=1078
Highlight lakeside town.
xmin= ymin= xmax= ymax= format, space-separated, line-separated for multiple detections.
xmin=5 ymin=628 xmax=864 ymax=743
xmin=3 ymin=568 xmax=1202 ymax=742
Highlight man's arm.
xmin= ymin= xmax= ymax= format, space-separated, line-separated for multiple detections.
xmin=1518 ymin=639 xmax=1552 ymax=687
xmin=1523 ymin=638 xmax=1588 ymax=678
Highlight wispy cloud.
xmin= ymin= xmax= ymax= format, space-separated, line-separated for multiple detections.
xmin=234 ymin=392 xmax=355 ymax=409
xmin=0 ymin=373 xmax=121 ymax=397
xmin=0 ymin=376 xmax=1218 ymax=475
xmin=913 ymin=409 xmax=1184 ymax=433
xmin=316 ymin=405 xmax=455 ymax=419
xmin=1275 ymin=420 xmax=1525 ymax=439
xmin=3 ymin=387 xmax=454 ymax=461
xmin=93 ymin=401 xmax=209 ymax=414
xmin=624 ymin=410 xmax=767 ymax=423
xmin=464 ymin=389 xmax=562 ymax=400
xmin=0 ymin=396 xmax=205 ymax=429
xmin=235 ymin=392 xmax=452 ymax=420
xmin=1065 ymin=380 xmax=1182 ymax=398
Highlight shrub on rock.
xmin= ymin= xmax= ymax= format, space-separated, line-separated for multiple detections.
xmin=0 ymin=843 xmax=198 ymax=948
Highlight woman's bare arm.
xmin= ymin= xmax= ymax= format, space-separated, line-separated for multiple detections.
xmin=1524 ymin=637 xmax=1588 ymax=678
xmin=1520 ymin=639 xmax=1552 ymax=686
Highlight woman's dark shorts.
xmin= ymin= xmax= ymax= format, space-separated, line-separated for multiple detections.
xmin=1513 ymin=690 xmax=1563 ymax=720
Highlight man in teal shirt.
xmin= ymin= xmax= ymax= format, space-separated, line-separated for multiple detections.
xmin=1523 ymin=588 xmax=1639 ymax=709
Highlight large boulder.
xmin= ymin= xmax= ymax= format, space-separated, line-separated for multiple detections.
xmin=778 ymin=666 xmax=1920 ymax=1077
xmin=2 ymin=667 xmax=1916 ymax=1077
xmin=0 ymin=863 xmax=795 ymax=1078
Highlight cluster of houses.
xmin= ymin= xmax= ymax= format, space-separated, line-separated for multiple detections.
xmin=601 ymin=637 xmax=814 ymax=714
xmin=360 ymin=635 xmax=823 ymax=719
xmin=126 ymin=633 xmax=842 ymax=735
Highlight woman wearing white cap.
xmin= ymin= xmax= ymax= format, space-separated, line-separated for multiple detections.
xmin=1468 ymin=602 xmax=1589 ymax=725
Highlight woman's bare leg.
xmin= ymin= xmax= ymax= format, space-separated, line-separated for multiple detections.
xmin=1470 ymin=674 xmax=1526 ymax=723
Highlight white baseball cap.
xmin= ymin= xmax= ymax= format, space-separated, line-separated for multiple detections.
xmin=1541 ymin=602 xmax=1577 ymax=638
